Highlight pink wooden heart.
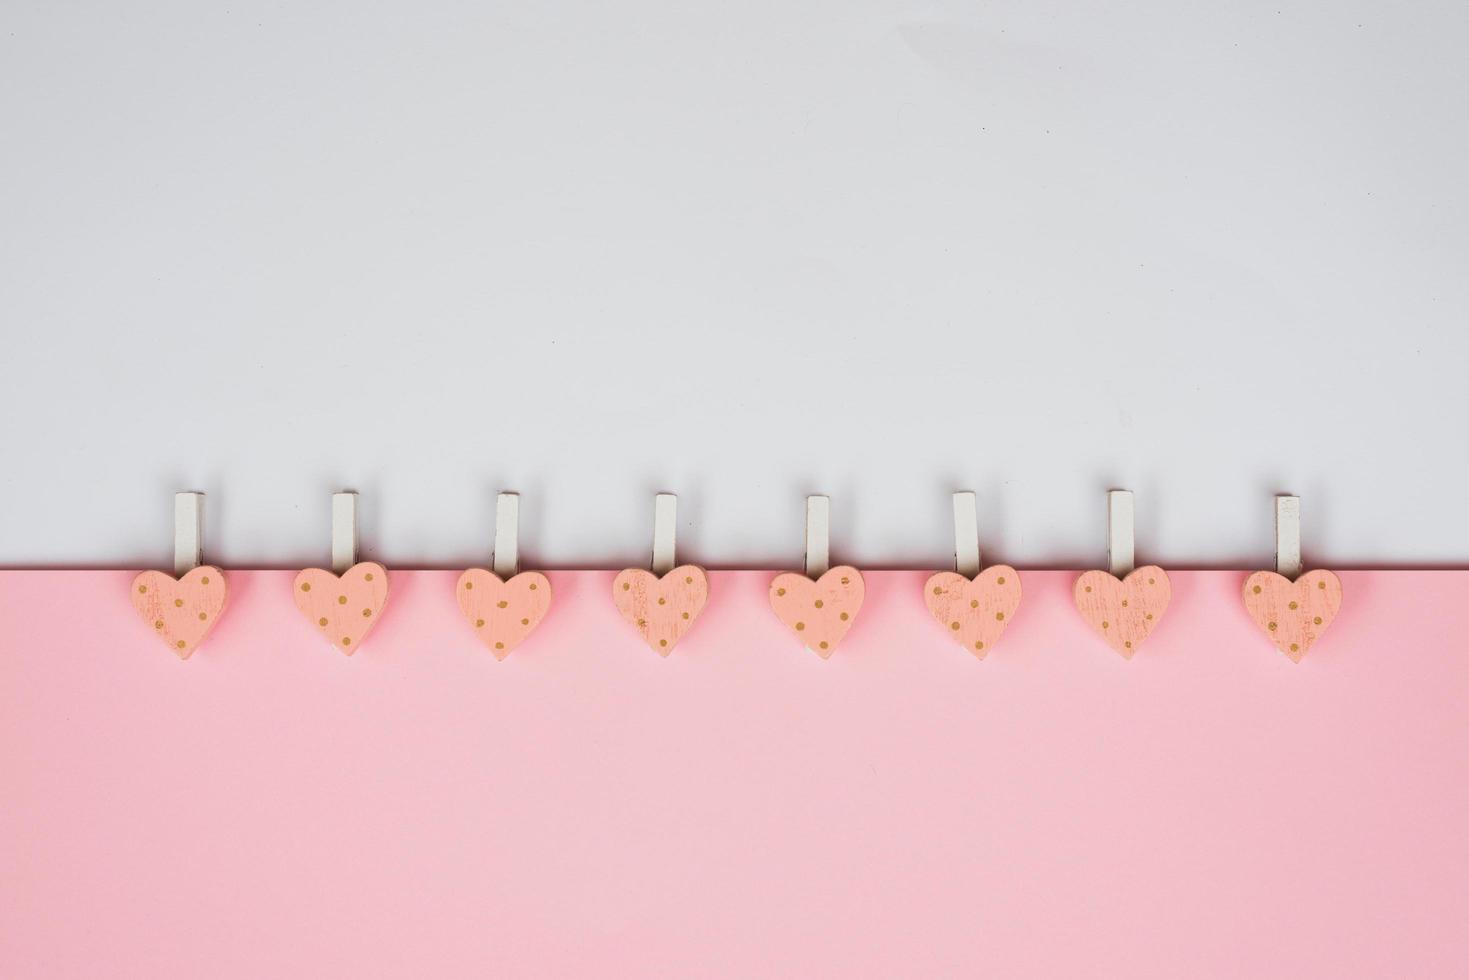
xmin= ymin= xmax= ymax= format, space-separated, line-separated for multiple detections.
xmin=292 ymin=562 xmax=389 ymax=655
xmin=1073 ymin=566 xmax=1171 ymax=658
xmin=130 ymin=566 xmax=228 ymax=659
xmin=455 ymin=569 xmax=552 ymax=659
xmin=1242 ymin=570 xmax=1343 ymax=662
xmin=769 ymin=566 xmax=865 ymax=658
xmin=924 ymin=566 xmax=1022 ymax=658
xmin=612 ymin=565 xmax=709 ymax=656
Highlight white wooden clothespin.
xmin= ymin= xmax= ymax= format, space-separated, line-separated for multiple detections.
xmin=493 ymin=492 xmax=520 ymax=578
xmin=952 ymin=491 xmax=980 ymax=578
xmin=651 ymin=493 xmax=677 ymax=576
xmin=1107 ymin=489 xmax=1135 ymax=578
xmin=173 ymin=491 xmax=204 ymax=577
xmin=804 ymin=495 xmax=830 ymax=579
xmin=331 ymin=491 xmax=358 ymax=575
xmin=1274 ymin=494 xmax=1302 ymax=581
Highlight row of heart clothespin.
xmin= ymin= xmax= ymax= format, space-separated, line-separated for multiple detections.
xmin=130 ymin=490 xmax=1341 ymax=663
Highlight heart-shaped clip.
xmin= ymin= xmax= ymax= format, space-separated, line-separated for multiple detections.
xmin=129 ymin=492 xmax=227 ymax=659
xmin=1073 ymin=490 xmax=1171 ymax=658
xmin=456 ymin=492 xmax=551 ymax=658
xmin=612 ymin=493 xmax=709 ymax=655
xmin=1241 ymin=495 xmax=1342 ymax=661
xmin=924 ymin=491 xmax=1021 ymax=658
xmin=769 ymin=495 xmax=864 ymax=658
xmin=292 ymin=491 xmax=389 ymax=654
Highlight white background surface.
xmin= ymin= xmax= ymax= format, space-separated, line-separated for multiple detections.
xmin=2 ymin=1 xmax=1465 ymax=570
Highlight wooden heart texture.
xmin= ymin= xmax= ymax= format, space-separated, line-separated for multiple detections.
xmin=924 ymin=566 xmax=1022 ymax=658
xmin=768 ymin=566 xmax=865 ymax=658
xmin=612 ymin=565 xmax=709 ymax=655
xmin=455 ymin=569 xmax=552 ymax=659
xmin=1073 ymin=566 xmax=1171 ymax=658
xmin=130 ymin=566 xmax=228 ymax=659
xmin=1242 ymin=570 xmax=1343 ymax=662
xmin=292 ymin=562 xmax=389 ymax=655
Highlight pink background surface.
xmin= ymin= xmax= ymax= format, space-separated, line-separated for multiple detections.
xmin=3 ymin=569 xmax=1467 ymax=978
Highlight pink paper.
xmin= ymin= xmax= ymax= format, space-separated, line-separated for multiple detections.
xmin=3 ymin=570 xmax=1467 ymax=978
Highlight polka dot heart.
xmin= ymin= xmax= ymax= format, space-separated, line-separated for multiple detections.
xmin=612 ymin=566 xmax=709 ymax=656
xmin=924 ymin=566 xmax=1022 ymax=658
xmin=129 ymin=566 xmax=228 ymax=659
xmin=768 ymin=566 xmax=865 ymax=658
xmin=455 ymin=569 xmax=552 ymax=659
xmin=1242 ymin=570 xmax=1343 ymax=662
xmin=292 ymin=562 xmax=389 ymax=655
xmin=1073 ymin=566 xmax=1171 ymax=658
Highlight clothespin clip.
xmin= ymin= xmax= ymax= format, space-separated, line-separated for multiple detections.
xmin=174 ymin=490 xmax=203 ymax=577
xmin=611 ymin=493 xmax=709 ymax=655
xmin=803 ymin=494 xmax=830 ymax=579
xmin=455 ymin=492 xmax=552 ymax=659
xmin=493 ymin=491 xmax=520 ymax=578
xmin=1242 ymin=495 xmax=1343 ymax=662
xmin=768 ymin=495 xmax=865 ymax=658
xmin=1273 ymin=495 xmax=1303 ymax=580
xmin=922 ymin=491 xmax=1022 ymax=658
xmin=952 ymin=490 xmax=981 ymax=579
xmin=652 ymin=491 xmax=678 ymax=577
xmin=1073 ymin=489 xmax=1172 ymax=658
xmin=128 ymin=491 xmax=228 ymax=659
xmin=1107 ymin=489 xmax=1135 ymax=579
xmin=292 ymin=491 xmax=390 ymax=654
xmin=330 ymin=490 xmax=358 ymax=574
